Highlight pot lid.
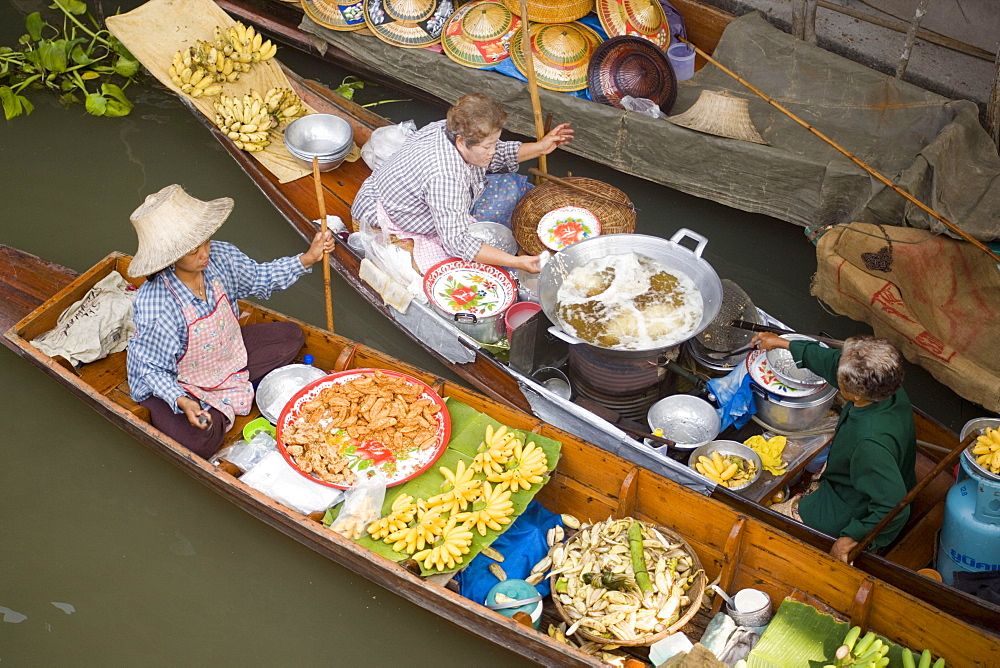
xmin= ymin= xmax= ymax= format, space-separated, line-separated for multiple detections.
xmin=423 ymin=259 xmax=517 ymax=317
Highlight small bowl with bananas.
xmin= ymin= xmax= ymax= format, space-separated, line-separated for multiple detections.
xmin=688 ymin=440 xmax=762 ymax=490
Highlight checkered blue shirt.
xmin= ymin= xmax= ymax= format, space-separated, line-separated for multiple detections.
xmin=126 ymin=241 xmax=309 ymax=412
xmin=352 ymin=120 xmax=521 ymax=260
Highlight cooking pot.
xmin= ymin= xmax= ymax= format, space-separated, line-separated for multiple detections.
xmin=539 ymin=230 xmax=723 ymax=360
xmin=423 ymin=259 xmax=518 ymax=345
xmin=750 ymin=382 xmax=837 ymax=432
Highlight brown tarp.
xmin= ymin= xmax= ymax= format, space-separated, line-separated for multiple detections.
xmin=812 ymin=223 xmax=1000 ymax=413
xmin=300 ymin=11 xmax=1000 ymax=240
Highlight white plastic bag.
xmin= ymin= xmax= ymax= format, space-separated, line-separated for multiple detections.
xmin=240 ymin=450 xmax=344 ymax=514
xmin=360 ymin=120 xmax=416 ymax=171
xmin=329 ymin=470 xmax=387 ymax=539
xmin=357 ymin=204 xmax=426 ymax=306
xmin=621 ymin=96 xmax=667 ymax=120
xmin=211 ymin=431 xmax=276 ymax=472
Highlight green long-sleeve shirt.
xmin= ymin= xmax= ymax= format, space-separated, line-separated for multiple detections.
xmin=790 ymin=341 xmax=917 ymax=549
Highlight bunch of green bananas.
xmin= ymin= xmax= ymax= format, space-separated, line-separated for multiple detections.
xmin=826 ymin=626 xmax=889 ymax=668
xmin=262 ymin=87 xmax=307 ymax=124
xmin=213 ymin=22 xmax=277 ymax=66
xmin=167 ymin=50 xmax=223 ymax=98
xmin=212 ymin=91 xmax=273 ymax=152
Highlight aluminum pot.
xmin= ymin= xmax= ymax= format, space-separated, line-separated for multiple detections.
xmin=539 ymin=230 xmax=723 ymax=360
xmin=751 ymin=382 xmax=837 ymax=432
xmin=448 ymin=310 xmax=507 ymax=344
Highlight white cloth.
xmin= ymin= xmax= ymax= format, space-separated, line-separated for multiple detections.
xmin=32 ymin=271 xmax=136 ymax=366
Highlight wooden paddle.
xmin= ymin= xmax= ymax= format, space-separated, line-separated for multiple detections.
xmin=312 ymin=156 xmax=334 ymax=332
xmin=518 ymin=0 xmax=548 ymax=179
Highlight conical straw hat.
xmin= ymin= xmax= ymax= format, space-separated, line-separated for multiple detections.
xmin=364 ymin=0 xmax=454 ymax=48
xmin=666 ymin=90 xmax=767 ymax=144
xmin=129 ymin=185 xmax=233 ymax=278
xmin=300 ymin=0 xmax=368 ymax=31
xmin=510 ymin=22 xmax=603 ymax=92
xmin=595 ymin=0 xmax=669 ymax=49
xmin=588 ymin=35 xmax=677 ymax=113
xmin=442 ymin=0 xmax=520 ymax=69
xmin=500 ymin=0 xmax=593 ymax=24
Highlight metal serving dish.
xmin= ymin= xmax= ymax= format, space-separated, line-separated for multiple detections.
xmin=538 ymin=229 xmax=723 ymax=359
xmin=468 ymin=222 xmax=518 ymax=255
xmin=647 ymin=393 xmax=720 ymax=450
xmin=688 ymin=440 xmax=762 ymax=490
xmin=750 ymin=382 xmax=838 ymax=433
xmin=255 ymin=363 xmax=328 ymax=423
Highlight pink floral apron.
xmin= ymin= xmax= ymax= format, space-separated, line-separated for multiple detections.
xmin=166 ymin=275 xmax=252 ymax=428
xmin=376 ymin=199 xmax=451 ymax=274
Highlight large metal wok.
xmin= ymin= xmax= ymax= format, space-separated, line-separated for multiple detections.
xmin=539 ymin=230 xmax=723 ymax=360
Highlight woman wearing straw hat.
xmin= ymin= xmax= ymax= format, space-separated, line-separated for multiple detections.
xmin=351 ymin=93 xmax=572 ymax=274
xmin=125 ymin=184 xmax=335 ymax=458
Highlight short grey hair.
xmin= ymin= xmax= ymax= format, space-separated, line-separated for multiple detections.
xmin=837 ymin=335 xmax=904 ymax=403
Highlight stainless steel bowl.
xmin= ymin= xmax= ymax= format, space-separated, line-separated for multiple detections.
xmin=283 ymin=114 xmax=354 ymax=172
xmin=688 ymin=440 xmax=762 ymax=490
xmin=647 ymin=393 xmax=720 ymax=449
xmin=256 ymin=364 xmax=329 ymax=423
xmin=959 ymin=417 xmax=1000 ymax=483
xmin=751 ymin=382 xmax=837 ymax=432
xmin=468 ymin=222 xmax=518 ymax=255
xmin=764 ymin=334 xmax=827 ymax=389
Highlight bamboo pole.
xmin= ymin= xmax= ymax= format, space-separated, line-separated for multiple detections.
xmin=677 ymin=37 xmax=1000 ymax=264
xmin=312 ymin=156 xmax=335 ymax=333
xmin=896 ymin=0 xmax=931 ymax=79
xmin=517 ymin=0 xmax=548 ymax=178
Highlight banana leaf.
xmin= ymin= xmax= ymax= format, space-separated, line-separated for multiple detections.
xmin=324 ymin=398 xmax=562 ymax=576
xmin=747 ymin=599 xmax=910 ymax=667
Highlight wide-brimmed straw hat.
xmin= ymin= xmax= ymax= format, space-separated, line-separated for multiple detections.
xmin=301 ymin=0 xmax=367 ymax=31
xmin=666 ymin=89 xmax=768 ymax=144
xmin=595 ymin=0 xmax=669 ymax=49
xmin=588 ymin=35 xmax=677 ymax=113
xmin=442 ymin=0 xmax=521 ymax=69
xmin=510 ymin=22 xmax=603 ymax=92
xmin=129 ymin=185 xmax=233 ymax=278
xmin=499 ymin=0 xmax=593 ymax=24
xmin=364 ymin=0 xmax=455 ymax=47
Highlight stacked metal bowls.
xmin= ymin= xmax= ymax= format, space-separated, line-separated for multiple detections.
xmin=283 ymin=114 xmax=354 ymax=172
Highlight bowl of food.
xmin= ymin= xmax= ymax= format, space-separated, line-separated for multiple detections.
xmin=647 ymin=394 xmax=720 ymax=450
xmin=688 ymin=440 xmax=762 ymax=490
xmin=764 ymin=334 xmax=828 ymax=389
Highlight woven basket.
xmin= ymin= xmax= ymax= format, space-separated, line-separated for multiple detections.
xmin=550 ymin=522 xmax=706 ymax=646
xmin=512 ymin=177 xmax=636 ymax=255
xmin=500 ymin=0 xmax=593 ymax=23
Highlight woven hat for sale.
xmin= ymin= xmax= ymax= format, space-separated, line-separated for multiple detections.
xmin=129 ymin=185 xmax=233 ymax=278
xmin=510 ymin=22 xmax=603 ymax=92
xmin=364 ymin=0 xmax=455 ymax=47
xmin=595 ymin=0 xmax=669 ymax=49
xmin=301 ymin=0 xmax=368 ymax=31
xmin=442 ymin=0 xmax=521 ymax=68
xmin=587 ymin=35 xmax=677 ymax=113
xmin=499 ymin=0 xmax=593 ymax=24
xmin=666 ymin=89 xmax=767 ymax=144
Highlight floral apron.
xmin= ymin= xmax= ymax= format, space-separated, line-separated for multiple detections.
xmin=376 ymin=199 xmax=451 ymax=274
xmin=166 ymin=275 xmax=252 ymax=429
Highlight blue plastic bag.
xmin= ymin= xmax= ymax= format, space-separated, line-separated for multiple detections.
xmin=706 ymin=364 xmax=756 ymax=431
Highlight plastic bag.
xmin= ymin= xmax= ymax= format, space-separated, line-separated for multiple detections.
xmin=330 ymin=470 xmax=387 ymax=540
xmin=210 ymin=431 xmax=276 ymax=472
xmin=357 ymin=203 xmax=426 ymax=304
xmin=621 ymin=95 xmax=667 ymax=120
xmin=240 ymin=450 xmax=344 ymax=514
xmin=707 ymin=364 xmax=756 ymax=431
xmin=360 ymin=120 xmax=416 ymax=171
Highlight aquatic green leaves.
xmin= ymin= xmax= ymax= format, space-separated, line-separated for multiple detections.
xmin=0 ymin=1 xmax=142 ymax=120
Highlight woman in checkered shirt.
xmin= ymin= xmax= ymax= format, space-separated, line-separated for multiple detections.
xmin=352 ymin=94 xmax=573 ymax=274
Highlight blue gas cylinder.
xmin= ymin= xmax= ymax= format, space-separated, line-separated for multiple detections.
xmin=937 ymin=455 xmax=1000 ymax=585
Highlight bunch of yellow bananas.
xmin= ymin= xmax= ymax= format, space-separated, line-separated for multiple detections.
xmin=487 ymin=439 xmax=548 ymax=491
xmin=426 ymin=461 xmax=482 ymax=515
xmin=744 ymin=434 xmax=788 ymax=475
xmin=187 ymin=41 xmax=244 ymax=83
xmin=367 ymin=493 xmax=417 ymax=540
xmin=214 ymin=22 xmax=277 ymax=66
xmin=695 ymin=451 xmax=757 ymax=487
xmin=212 ymin=90 xmax=273 ymax=152
xmin=470 ymin=423 xmax=516 ymax=475
xmin=454 ymin=481 xmax=514 ymax=536
xmin=262 ymin=87 xmax=307 ymax=124
xmin=413 ymin=518 xmax=474 ymax=572
xmin=384 ymin=500 xmax=447 ymax=554
xmin=167 ymin=49 xmax=222 ymax=98
xmin=972 ymin=427 xmax=1000 ymax=474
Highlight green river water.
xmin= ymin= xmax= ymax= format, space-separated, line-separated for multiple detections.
xmin=0 ymin=0 xmax=981 ymax=663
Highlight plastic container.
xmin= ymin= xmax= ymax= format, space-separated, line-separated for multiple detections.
xmin=504 ymin=301 xmax=542 ymax=340
xmin=667 ymin=43 xmax=696 ymax=81
xmin=485 ymin=579 xmax=542 ymax=629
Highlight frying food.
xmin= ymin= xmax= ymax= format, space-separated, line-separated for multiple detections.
xmin=282 ymin=371 xmax=443 ymax=485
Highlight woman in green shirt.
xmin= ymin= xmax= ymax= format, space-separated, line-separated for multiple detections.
xmin=752 ymin=333 xmax=917 ymax=562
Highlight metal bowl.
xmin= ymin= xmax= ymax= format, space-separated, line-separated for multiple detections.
xmin=283 ymin=114 xmax=354 ymax=172
xmin=688 ymin=440 xmax=763 ymax=490
xmin=764 ymin=334 xmax=827 ymax=389
xmin=255 ymin=364 xmax=328 ymax=423
xmin=647 ymin=393 xmax=720 ymax=450
xmin=468 ymin=222 xmax=518 ymax=255
xmin=959 ymin=417 xmax=1000 ymax=483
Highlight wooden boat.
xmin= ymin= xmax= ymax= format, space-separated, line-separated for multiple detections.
xmin=137 ymin=54 xmax=1000 ymax=630
xmin=3 ymin=246 xmax=998 ymax=665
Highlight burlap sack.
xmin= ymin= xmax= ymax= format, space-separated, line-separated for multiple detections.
xmin=106 ymin=0 xmax=317 ymax=184
xmin=812 ymin=223 xmax=1000 ymax=413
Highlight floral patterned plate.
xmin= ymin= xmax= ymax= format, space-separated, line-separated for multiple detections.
xmin=423 ymin=259 xmax=517 ymax=317
xmin=745 ymin=349 xmax=828 ymax=399
xmin=537 ymin=205 xmax=601 ymax=251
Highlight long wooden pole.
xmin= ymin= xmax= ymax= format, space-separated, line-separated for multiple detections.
xmin=848 ymin=432 xmax=976 ymax=562
xmin=517 ymin=0 xmax=547 ymax=177
xmin=678 ymin=37 xmax=1000 ymax=265
xmin=312 ymin=156 xmax=335 ymax=332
